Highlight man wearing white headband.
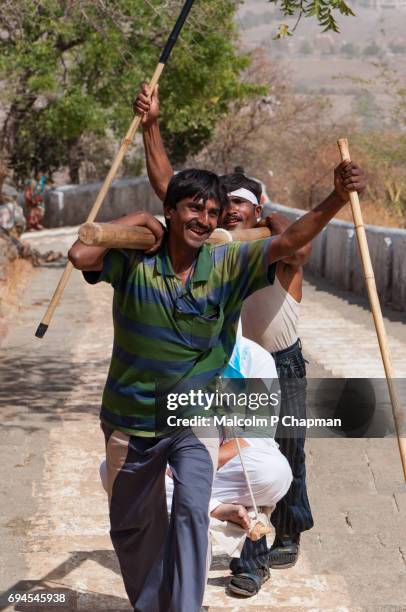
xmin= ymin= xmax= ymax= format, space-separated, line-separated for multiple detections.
xmin=133 ymin=83 xmax=366 ymax=599
xmin=219 ymin=169 xmax=313 ymax=595
xmin=228 ymin=187 xmax=260 ymax=206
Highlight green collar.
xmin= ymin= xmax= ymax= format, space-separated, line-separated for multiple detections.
xmin=155 ymin=240 xmax=213 ymax=283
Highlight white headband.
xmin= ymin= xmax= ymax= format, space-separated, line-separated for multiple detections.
xmin=228 ymin=188 xmax=259 ymax=206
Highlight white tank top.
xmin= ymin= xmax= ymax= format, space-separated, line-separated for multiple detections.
xmin=241 ymin=274 xmax=300 ymax=353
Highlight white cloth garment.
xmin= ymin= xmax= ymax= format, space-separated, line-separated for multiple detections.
xmin=165 ymin=438 xmax=291 ymax=514
xmin=209 ymin=508 xmax=272 ymax=558
xmin=241 ymin=274 xmax=300 ymax=353
xmin=209 ymin=438 xmax=292 ymax=512
xmin=228 ymin=188 xmax=259 ymax=205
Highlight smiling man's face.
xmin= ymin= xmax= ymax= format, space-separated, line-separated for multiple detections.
xmin=220 ymin=196 xmax=262 ymax=232
xmin=165 ymin=196 xmax=221 ymax=250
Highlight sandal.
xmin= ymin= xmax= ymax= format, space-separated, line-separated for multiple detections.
xmin=228 ymin=568 xmax=270 ymax=597
xmin=268 ymin=534 xmax=300 ymax=569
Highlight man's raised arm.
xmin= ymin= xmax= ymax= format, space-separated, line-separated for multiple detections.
xmin=133 ymin=84 xmax=174 ymax=201
xmin=268 ymin=161 xmax=366 ymax=265
xmin=258 ymin=212 xmax=312 ymax=268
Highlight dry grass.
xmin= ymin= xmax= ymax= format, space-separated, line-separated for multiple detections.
xmin=334 ymin=198 xmax=404 ymax=229
xmin=0 ymin=258 xmax=32 ymax=328
xmin=277 ymin=196 xmax=404 ymax=229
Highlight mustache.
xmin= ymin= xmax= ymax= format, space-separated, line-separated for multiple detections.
xmin=186 ymin=221 xmax=210 ymax=232
xmin=223 ymin=213 xmax=243 ymax=223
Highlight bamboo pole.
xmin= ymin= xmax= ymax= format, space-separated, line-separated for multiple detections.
xmin=337 ymin=138 xmax=406 ymax=480
xmin=232 ymin=433 xmax=273 ymax=541
xmin=34 ymin=64 xmax=164 ymax=339
xmin=35 ymin=0 xmax=196 ymax=338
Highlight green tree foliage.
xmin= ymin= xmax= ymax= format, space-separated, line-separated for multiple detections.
xmin=0 ymin=0 xmax=357 ymax=184
xmin=0 ymin=0 xmax=259 ymax=183
xmin=269 ymin=0 xmax=355 ymax=38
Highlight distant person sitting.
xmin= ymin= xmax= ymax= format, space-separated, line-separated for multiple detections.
xmin=24 ymin=175 xmax=46 ymax=231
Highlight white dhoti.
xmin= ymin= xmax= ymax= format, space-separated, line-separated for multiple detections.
xmin=166 ymin=438 xmax=291 ymax=514
xmin=165 ymin=438 xmax=291 ymax=556
xmin=209 ymin=438 xmax=292 ymax=512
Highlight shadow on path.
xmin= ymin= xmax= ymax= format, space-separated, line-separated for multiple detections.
xmin=0 ymin=550 xmax=130 ymax=612
xmin=0 ymin=354 xmax=106 ymax=432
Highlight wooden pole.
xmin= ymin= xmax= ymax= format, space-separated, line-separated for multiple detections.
xmin=337 ymin=138 xmax=406 ymax=481
xmin=78 ymin=222 xmax=272 ymax=249
xmin=79 ymin=222 xmax=157 ymax=250
xmin=34 ymin=64 xmax=164 ymax=339
xmin=35 ymin=0 xmax=196 ymax=338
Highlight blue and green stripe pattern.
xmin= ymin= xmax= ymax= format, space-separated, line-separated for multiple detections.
xmin=83 ymin=237 xmax=275 ymax=437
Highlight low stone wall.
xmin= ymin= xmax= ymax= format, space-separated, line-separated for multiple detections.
xmin=263 ymin=202 xmax=405 ymax=311
xmin=43 ymin=177 xmax=163 ymax=228
xmin=43 ymin=177 xmax=405 ymax=311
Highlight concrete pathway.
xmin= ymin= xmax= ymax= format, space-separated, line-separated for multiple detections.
xmin=0 ymin=227 xmax=405 ymax=611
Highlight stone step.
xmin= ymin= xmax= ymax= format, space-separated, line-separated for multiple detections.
xmin=299 ymin=280 xmax=406 ymax=379
xmin=204 ymin=565 xmax=353 ymax=609
xmin=0 ymin=551 xmax=353 ymax=611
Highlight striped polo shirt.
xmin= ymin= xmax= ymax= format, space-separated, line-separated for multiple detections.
xmin=83 ymin=236 xmax=276 ymax=437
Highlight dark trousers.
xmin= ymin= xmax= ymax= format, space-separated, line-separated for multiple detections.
xmin=270 ymin=339 xmax=313 ymax=536
xmin=102 ymin=423 xmax=218 ymax=612
xmin=230 ymin=339 xmax=313 ymax=575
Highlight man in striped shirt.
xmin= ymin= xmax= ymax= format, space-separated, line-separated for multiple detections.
xmin=69 ymin=170 xmax=281 ymax=612
xmin=69 ymin=132 xmax=365 ymax=612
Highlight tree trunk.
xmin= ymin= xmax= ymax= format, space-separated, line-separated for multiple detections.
xmin=0 ymin=72 xmax=36 ymax=159
xmin=68 ymin=140 xmax=83 ymax=184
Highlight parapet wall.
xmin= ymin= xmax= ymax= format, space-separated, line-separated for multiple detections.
xmin=264 ymin=202 xmax=405 ymax=312
xmin=43 ymin=178 xmax=405 ymax=311
xmin=43 ymin=177 xmax=163 ymax=228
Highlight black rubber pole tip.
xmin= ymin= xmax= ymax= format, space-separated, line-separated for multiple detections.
xmin=35 ymin=323 xmax=48 ymax=338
